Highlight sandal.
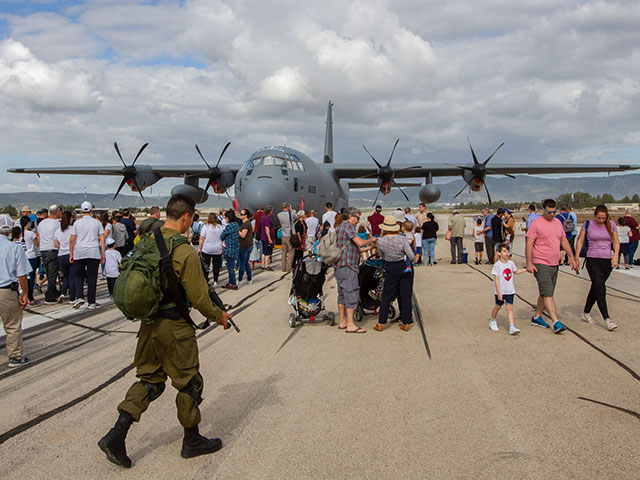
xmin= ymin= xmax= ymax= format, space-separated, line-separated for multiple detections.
xmin=345 ymin=327 xmax=366 ymax=333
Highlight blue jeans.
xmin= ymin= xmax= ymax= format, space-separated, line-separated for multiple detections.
xmin=629 ymin=241 xmax=639 ymax=266
xmin=27 ymin=257 xmax=41 ymax=301
xmin=58 ymin=254 xmax=76 ymax=301
xmin=238 ymin=247 xmax=252 ymax=282
xmin=225 ymin=253 xmax=237 ymax=286
xmin=422 ymin=238 xmax=436 ymax=265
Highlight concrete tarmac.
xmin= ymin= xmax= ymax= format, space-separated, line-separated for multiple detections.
xmin=1 ymin=220 xmax=639 ymax=479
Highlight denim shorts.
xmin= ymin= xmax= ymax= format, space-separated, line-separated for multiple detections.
xmin=495 ymin=294 xmax=514 ymax=306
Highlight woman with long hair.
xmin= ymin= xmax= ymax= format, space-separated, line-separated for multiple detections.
xmin=238 ymin=209 xmax=254 ymax=285
xmin=55 ymin=211 xmax=76 ymax=303
xmin=220 ymin=210 xmax=240 ymax=289
xmin=575 ymin=205 xmax=620 ymax=331
xmin=19 ymin=216 xmax=40 ymax=304
xmin=421 ymin=212 xmax=438 ymax=266
xmin=198 ymin=213 xmax=224 ymax=285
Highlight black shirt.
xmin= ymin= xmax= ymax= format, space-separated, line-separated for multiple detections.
xmin=491 ymin=215 xmax=504 ymax=243
xmin=421 ymin=221 xmax=439 ymax=239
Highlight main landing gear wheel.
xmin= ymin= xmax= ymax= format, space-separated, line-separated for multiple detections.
xmin=289 ymin=313 xmax=297 ymax=328
xmin=354 ymin=305 xmax=364 ymax=323
xmin=327 ymin=312 xmax=336 ymax=326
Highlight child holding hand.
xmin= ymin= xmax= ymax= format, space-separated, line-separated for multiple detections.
xmin=490 ymin=243 xmax=527 ymax=335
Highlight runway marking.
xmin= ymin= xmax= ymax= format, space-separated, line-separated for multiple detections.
xmin=465 ymin=263 xmax=640 ymax=383
xmin=412 ymin=292 xmax=432 ymax=360
xmin=578 ymin=397 xmax=640 ymax=421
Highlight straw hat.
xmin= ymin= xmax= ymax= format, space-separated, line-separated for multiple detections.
xmin=380 ymin=215 xmax=400 ymax=232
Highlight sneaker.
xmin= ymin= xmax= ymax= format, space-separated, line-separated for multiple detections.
xmin=43 ymin=300 xmax=58 ymax=305
xmin=530 ymin=316 xmax=550 ymax=328
xmin=8 ymin=356 xmax=30 ymax=368
xmin=605 ymin=319 xmax=618 ymax=331
xmin=552 ymin=321 xmax=566 ymax=334
xmin=509 ymin=325 xmax=520 ymax=335
xmin=489 ymin=319 xmax=499 ymax=331
xmin=58 ymin=295 xmax=65 ymax=303
xmin=87 ymin=303 xmax=101 ymax=310
xmin=72 ymin=299 xmax=85 ymax=309
xmin=580 ymin=312 xmax=597 ymax=325
xmin=28 ymin=300 xmax=41 ymax=306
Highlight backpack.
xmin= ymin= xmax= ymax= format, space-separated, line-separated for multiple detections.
xmin=191 ymin=222 xmax=202 ymax=245
xmin=561 ymin=214 xmax=575 ymax=234
xmin=317 ymin=229 xmax=346 ymax=265
xmin=113 ymin=232 xmax=188 ymax=321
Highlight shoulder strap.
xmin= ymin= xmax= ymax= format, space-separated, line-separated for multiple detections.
xmin=153 ymin=229 xmax=209 ymax=330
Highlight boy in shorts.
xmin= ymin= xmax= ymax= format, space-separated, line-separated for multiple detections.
xmin=490 ymin=243 xmax=526 ymax=335
xmin=473 ymin=218 xmax=484 ymax=264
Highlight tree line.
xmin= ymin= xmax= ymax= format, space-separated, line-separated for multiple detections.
xmin=456 ymin=191 xmax=640 ymax=211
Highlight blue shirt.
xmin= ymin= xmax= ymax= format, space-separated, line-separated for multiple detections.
xmin=526 ymin=212 xmax=540 ymax=229
xmin=0 ymin=235 xmax=32 ymax=287
xmin=484 ymin=214 xmax=495 ymax=239
xmin=220 ymin=222 xmax=240 ymax=258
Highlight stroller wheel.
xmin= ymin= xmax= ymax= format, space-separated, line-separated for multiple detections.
xmin=388 ymin=305 xmax=397 ymax=321
xmin=289 ymin=312 xmax=297 ymax=328
xmin=327 ymin=311 xmax=336 ymax=326
xmin=354 ymin=305 xmax=364 ymax=323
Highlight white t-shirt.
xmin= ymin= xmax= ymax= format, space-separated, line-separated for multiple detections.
xmin=54 ymin=227 xmax=73 ymax=256
xmin=201 ymin=224 xmax=224 ymax=255
xmin=322 ymin=211 xmax=337 ymax=232
xmin=38 ymin=218 xmax=60 ymax=250
xmin=104 ymin=223 xmax=113 ymax=243
xmin=414 ymin=231 xmax=422 ymax=246
xmin=617 ymin=225 xmax=630 ymax=244
xmin=71 ymin=215 xmax=104 ymax=260
xmin=104 ymin=249 xmax=122 ymax=278
xmin=474 ymin=225 xmax=484 ymax=242
xmin=22 ymin=229 xmax=38 ymax=259
xmin=305 ymin=216 xmax=320 ymax=237
xmin=491 ymin=260 xmax=517 ymax=295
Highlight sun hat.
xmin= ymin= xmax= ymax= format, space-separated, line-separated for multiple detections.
xmin=21 ymin=205 xmax=31 ymax=213
xmin=81 ymin=201 xmax=92 ymax=212
xmin=380 ymin=215 xmax=400 ymax=232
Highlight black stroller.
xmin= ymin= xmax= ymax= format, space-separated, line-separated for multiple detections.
xmin=354 ymin=256 xmax=397 ymax=322
xmin=288 ymin=254 xmax=335 ymax=328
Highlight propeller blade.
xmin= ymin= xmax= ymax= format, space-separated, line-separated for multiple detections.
xmin=114 ymin=142 xmax=126 ymax=166
xmin=467 ymin=137 xmax=479 ymax=165
xmin=453 ymin=179 xmax=472 ymax=199
xmin=355 ymin=172 xmax=380 ymax=180
xmin=225 ymin=190 xmax=235 ymax=209
xmin=482 ymin=142 xmax=505 ymax=166
xmin=131 ymin=177 xmax=145 ymax=202
xmin=372 ymin=188 xmax=382 ymax=207
xmin=204 ymin=178 xmax=214 ymax=193
xmin=362 ymin=144 xmax=383 ymax=169
xmin=444 ymin=163 xmax=473 ymax=171
xmin=392 ymin=180 xmax=409 ymax=202
xmin=386 ymin=138 xmax=400 ymax=167
xmin=486 ymin=169 xmax=515 ymax=179
xmin=113 ymin=177 xmax=128 ymax=200
xmin=195 ymin=144 xmax=211 ymax=169
xmin=394 ymin=165 xmax=422 ymax=173
xmin=484 ymin=182 xmax=492 ymax=204
xmin=215 ymin=142 xmax=231 ymax=168
xmin=132 ymin=142 xmax=149 ymax=165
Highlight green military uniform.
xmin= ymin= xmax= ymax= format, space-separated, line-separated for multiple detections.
xmin=137 ymin=217 xmax=165 ymax=236
xmin=117 ymin=227 xmax=223 ymax=428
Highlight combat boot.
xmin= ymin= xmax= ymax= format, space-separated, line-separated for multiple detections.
xmin=98 ymin=411 xmax=134 ymax=468
xmin=181 ymin=426 xmax=223 ymax=459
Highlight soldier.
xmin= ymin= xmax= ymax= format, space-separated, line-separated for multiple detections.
xmin=0 ymin=214 xmax=32 ymax=368
xmin=137 ymin=205 xmax=164 ymax=236
xmin=98 ymin=195 xmax=232 ymax=468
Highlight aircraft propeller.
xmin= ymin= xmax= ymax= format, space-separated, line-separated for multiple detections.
xmin=113 ymin=142 xmax=148 ymax=201
xmin=191 ymin=142 xmax=233 ymax=204
xmin=451 ymin=138 xmax=513 ymax=204
xmin=361 ymin=139 xmax=421 ymax=206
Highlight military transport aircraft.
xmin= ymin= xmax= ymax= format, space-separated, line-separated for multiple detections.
xmin=8 ymin=101 xmax=639 ymax=215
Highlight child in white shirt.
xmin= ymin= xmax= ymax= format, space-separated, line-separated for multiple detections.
xmin=104 ymin=239 xmax=122 ymax=298
xmin=473 ymin=218 xmax=485 ymax=265
xmin=490 ymin=243 xmax=527 ymax=335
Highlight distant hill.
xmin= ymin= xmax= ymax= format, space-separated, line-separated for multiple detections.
xmin=1 ymin=173 xmax=638 ymax=210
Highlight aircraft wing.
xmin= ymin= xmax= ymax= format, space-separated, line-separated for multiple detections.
xmin=324 ymin=162 xmax=639 ymax=179
xmin=346 ymin=181 xmax=422 ymax=188
xmin=7 ymin=164 xmax=243 ymax=177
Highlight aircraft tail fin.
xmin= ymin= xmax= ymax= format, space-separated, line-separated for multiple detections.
xmin=323 ymin=100 xmax=333 ymax=163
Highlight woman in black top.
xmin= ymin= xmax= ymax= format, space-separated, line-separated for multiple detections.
xmin=421 ymin=212 xmax=439 ymax=266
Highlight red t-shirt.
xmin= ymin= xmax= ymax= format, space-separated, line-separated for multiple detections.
xmin=624 ymin=215 xmax=639 ymax=242
xmin=368 ymin=212 xmax=384 ymax=236
xmin=525 ymin=216 xmax=565 ymax=266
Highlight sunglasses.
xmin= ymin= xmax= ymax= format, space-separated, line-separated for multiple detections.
xmin=544 ymin=209 xmax=557 ymax=214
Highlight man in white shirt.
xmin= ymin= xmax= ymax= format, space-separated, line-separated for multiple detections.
xmin=276 ymin=202 xmax=298 ymax=273
xmin=39 ymin=205 xmax=62 ymax=303
xmin=70 ymin=201 xmax=105 ymax=309
xmin=305 ymin=210 xmax=320 ymax=251
xmin=321 ymin=202 xmax=337 ymax=233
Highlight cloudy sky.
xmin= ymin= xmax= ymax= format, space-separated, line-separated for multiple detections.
xmin=1 ymin=0 xmax=639 ymax=197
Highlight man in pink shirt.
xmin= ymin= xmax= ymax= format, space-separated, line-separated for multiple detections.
xmin=525 ymin=199 xmax=577 ymax=333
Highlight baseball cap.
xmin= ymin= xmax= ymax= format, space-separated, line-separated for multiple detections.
xmin=0 ymin=214 xmax=13 ymax=232
xmin=49 ymin=204 xmax=58 ymax=212
xmin=81 ymin=201 xmax=92 ymax=212
xmin=375 ymin=205 xmax=382 ymax=211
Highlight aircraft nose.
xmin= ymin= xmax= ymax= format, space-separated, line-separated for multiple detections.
xmin=242 ymin=176 xmax=287 ymax=211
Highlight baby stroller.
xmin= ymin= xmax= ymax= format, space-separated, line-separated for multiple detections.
xmin=288 ymin=254 xmax=335 ymax=328
xmin=354 ymin=256 xmax=397 ymax=322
